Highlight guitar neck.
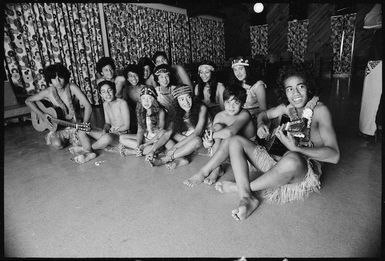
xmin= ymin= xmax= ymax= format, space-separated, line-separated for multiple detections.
xmin=52 ymin=118 xmax=78 ymax=129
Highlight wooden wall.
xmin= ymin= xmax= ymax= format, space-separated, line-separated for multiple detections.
xmin=224 ymin=3 xmax=377 ymax=70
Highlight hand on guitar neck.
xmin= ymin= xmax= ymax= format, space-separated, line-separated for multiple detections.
xmin=31 ymin=100 xmax=91 ymax=132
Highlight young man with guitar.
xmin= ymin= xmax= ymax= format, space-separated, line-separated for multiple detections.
xmin=214 ymin=64 xmax=340 ymax=221
xmin=26 ymin=63 xmax=96 ymax=164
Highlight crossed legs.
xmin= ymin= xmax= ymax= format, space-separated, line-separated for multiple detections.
xmin=215 ymin=135 xmax=308 ymax=220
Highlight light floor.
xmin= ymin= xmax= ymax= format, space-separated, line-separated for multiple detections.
xmin=3 ymin=75 xmax=382 ymax=257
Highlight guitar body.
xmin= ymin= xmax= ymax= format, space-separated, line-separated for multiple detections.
xmin=31 ymin=100 xmax=91 ymax=132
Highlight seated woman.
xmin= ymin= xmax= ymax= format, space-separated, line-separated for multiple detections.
xmin=194 ymin=61 xmax=225 ymax=116
xmin=229 ymin=56 xmax=267 ymax=121
xmin=153 ymin=64 xmax=177 ymax=119
xmin=119 ymin=86 xmax=172 ymax=159
xmin=149 ymin=84 xmax=212 ymax=169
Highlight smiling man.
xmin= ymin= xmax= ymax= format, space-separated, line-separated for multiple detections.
xmin=214 ymin=64 xmax=340 ymax=221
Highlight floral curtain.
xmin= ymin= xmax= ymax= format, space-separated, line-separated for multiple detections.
xmin=330 ymin=13 xmax=357 ymax=75
xmin=168 ymin=12 xmax=191 ymax=65
xmin=103 ymin=3 xmax=191 ymax=69
xmin=287 ymin=19 xmax=309 ymax=63
xmin=103 ymin=3 xmax=169 ymax=70
xmin=3 ymin=3 xmax=104 ymax=105
xmin=250 ymin=24 xmax=268 ymax=58
xmin=190 ymin=16 xmax=225 ymax=65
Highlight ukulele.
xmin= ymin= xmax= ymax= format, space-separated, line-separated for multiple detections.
xmin=31 ymin=100 xmax=91 ymax=132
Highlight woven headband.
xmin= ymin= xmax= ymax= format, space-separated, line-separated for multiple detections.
xmin=198 ymin=64 xmax=214 ymax=72
xmin=140 ymin=86 xmax=157 ymax=98
xmin=154 ymin=68 xmax=170 ymax=76
xmin=231 ymin=58 xmax=249 ymax=68
xmin=172 ymin=85 xmax=192 ymax=98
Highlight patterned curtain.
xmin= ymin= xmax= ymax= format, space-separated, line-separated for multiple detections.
xmin=190 ymin=16 xmax=225 ymax=65
xmin=103 ymin=3 xmax=169 ymax=70
xmin=168 ymin=12 xmax=191 ymax=65
xmin=287 ymin=19 xmax=309 ymax=63
xmin=250 ymin=24 xmax=268 ymax=58
xmin=330 ymin=13 xmax=357 ymax=75
xmin=3 ymin=3 xmax=104 ymax=105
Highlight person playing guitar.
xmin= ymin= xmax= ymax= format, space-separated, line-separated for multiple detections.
xmin=25 ymin=63 xmax=96 ymax=164
xmin=214 ymin=64 xmax=340 ymax=221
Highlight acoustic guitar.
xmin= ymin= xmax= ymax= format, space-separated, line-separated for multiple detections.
xmin=263 ymin=116 xmax=308 ymax=153
xmin=31 ymin=100 xmax=90 ymax=132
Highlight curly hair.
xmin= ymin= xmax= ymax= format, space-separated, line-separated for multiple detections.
xmin=43 ymin=63 xmax=71 ymax=85
xmin=196 ymin=61 xmax=218 ymax=104
xmin=173 ymin=96 xmax=204 ymax=133
xmin=276 ymin=63 xmax=319 ymax=105
xmin=136 ymin=98 xmax=163 ymax=130
xmin=96 ymin=57 xmax=116 ymax=74
xmin=228 ymin=56 xmax=260 ymax=86
xmin=123 ymin=64 xmax=143 ymax=85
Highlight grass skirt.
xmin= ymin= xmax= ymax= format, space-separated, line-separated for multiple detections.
xmin=252 ymin=145 xmax=322 ymax=204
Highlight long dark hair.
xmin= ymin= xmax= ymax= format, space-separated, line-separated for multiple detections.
xmin=276 ymin=63 xmax=319 ymax=105
xmin=228 ymin=56 xmax=260 ymax=86
xmin=173 ymin=96 xmax=204 ymax=133
xmin=136 ymin=98 xmax=163 ymax=130
xmin=196 ymin=62 xmax=218 ymax=104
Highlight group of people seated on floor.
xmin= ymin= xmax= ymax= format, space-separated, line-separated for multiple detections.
xmin=25 ymin=51 xmax=340 ymax=221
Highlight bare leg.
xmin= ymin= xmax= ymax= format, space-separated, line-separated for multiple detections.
xmin=173 ymin=136 xmax=202 ymax=159
xmin=72 ymin=151 xmax=97 ymax=164
xmin=91 ymin=133 xmax=115 ymax=150
xmin=165 ymin=157 xmax=190 ymax=170
xmin=204 ymin=165 xmax=224 ymax=185
xmin=216 ymin=136 xmax=308 ymax=194
xmin=119 ymin=134 xmax=138 ymax=149
xmin=183 ymin=138 xmax=230 ymax=187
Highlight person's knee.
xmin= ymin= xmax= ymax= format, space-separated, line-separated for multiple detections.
xmin=192 ymin=136 xmax=203 ymax=149
xmin=50 ymin=139 xmax=64 ymax=150
xmin=213 ymin=123 xmax=225 ymax=132
xmin=229 ymin=135 xmax=244 ymax=148
xmin=282 ymin=152 xmax=308 ymax=176
xmin=104 ymin=133 xmax=114 ymax=144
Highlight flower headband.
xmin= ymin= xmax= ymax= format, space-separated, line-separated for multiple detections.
xmin=198 ymin=64 xmax=215 ymax=72
xmin=231 ymin=58 xmax=249 ymax=68
xmin=171 ymin=84 xmax=192 ymax=98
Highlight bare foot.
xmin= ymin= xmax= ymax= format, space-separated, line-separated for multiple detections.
xmin=71 ymin=152 xmax=97 ymax=164
xmin=183 ymin=171 xmax=208 ymax=188
xmin=166 ymin=157 xmax=189 ymax=170
xmin=104 ymin=146 xmax=119 ymax=153
xmin=69 ymin=146 xmax=85 ymax=155
xmin=147 ymin=157 xmax=167 ymax=167
xmin=231 ymin=196 xmax=259 ymax=221
xmin=120 ymin=147 xmax=136 ymax=157
xmin=214 ymin=181 xmax=238 ymax=193
xmin=204 ymin=166 xmax=224 ymax=185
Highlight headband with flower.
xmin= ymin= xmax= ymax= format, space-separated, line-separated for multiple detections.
xmin=231 ymin=58 xmax=249 ymax=68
